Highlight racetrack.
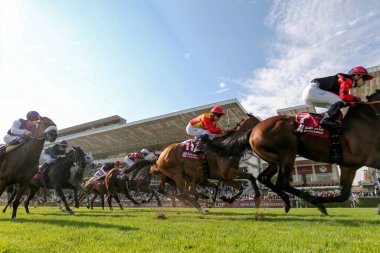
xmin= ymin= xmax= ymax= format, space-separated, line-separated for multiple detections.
xmin=0 ymin=207 xmax=379 ymax=252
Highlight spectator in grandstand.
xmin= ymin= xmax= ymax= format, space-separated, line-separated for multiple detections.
xmin=3 ymin=111 xmax=40 ymax=145
xmin=302 ymin=66 xmax=373 ymax=129
xmin=39 ymin=140 xmax=69 ymax=174
xmin=186 ymin=106 xmax=228 ymax=153
xmin=124 ymin=148 xmax=149 ymax=167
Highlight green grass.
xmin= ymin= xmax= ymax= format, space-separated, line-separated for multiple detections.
xmin=0 ymin=206 xmax=379 ymax=253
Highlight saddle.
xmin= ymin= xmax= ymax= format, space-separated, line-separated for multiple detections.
xmin=295 ymin=112 xmax=342 ymax=164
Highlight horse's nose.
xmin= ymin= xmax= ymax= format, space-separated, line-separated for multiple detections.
xmin=46 ymin=130 xmax=58 ymax=142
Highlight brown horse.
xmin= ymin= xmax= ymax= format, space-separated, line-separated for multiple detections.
xmin=82 ymin=177 xmax=124 ymax=210
xmin=205 ymin=90 xmax=380 ymax=215
xmin=105 ymin=160 xmax=160 ymax=207
xmin=0 ymin=116 xmax=57 ymax=218
xmin=150 ymin=114 xmax=262 ymax=214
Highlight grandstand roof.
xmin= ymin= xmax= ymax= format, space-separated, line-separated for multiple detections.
xmin=52 ymin=99 xmax=250 ymax=159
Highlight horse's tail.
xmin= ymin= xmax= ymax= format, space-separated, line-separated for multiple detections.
xmin=105 ymin=168 xmax=119 ymax=190
xmin=149 ymin=163 xmax=160 ymax=175
xmin=206 ymin=129 xmax=252 ymax=156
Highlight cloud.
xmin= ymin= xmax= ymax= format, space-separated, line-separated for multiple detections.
xmin=241 ymin=0 xmax=380 ymax=119
xmin=216 ymin=82 xmax=230 ymax=93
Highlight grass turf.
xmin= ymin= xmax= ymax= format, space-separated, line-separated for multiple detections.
xmin=0 ymin=206 xmax=379 ymax=252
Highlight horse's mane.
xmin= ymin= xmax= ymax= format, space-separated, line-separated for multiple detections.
xmin=366 ymin=89 xmax=380 ymax=102
xmin=206 ymin=129 xmax=253 ymax=157
xmin=123 ymin=160 xmax=155 ymax=175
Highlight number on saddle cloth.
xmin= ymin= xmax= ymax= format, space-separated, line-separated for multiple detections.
xmin=295 ymin=112 xmax=330 ymax=138
xmin=181 ymin=139 xmax=198 ymax=159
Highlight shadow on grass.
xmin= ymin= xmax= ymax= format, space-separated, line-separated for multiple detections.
xmin=0 ymin=217 xmax=137 ymax=231
xmin=206 ymin=211 xmax=380 ymax=226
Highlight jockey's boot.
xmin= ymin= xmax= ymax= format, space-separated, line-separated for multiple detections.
xmin=320 ymin=101 xmax=345 ymax=129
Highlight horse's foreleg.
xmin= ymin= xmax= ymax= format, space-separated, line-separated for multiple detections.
xmin=219 ymin=180 xmax=244 ymax=204
xmin=171 ymin=173 xmax=209 ymax=214
xmin=152 ymin=189 xmax=162 ymax=206
xmin=258 ymin=164 xmax=291 ymax=212
xmin=316 ymin=166 xmax=357 ymax=203
xmin=12 ymin=183 xmax=29 ymax=219
xmin=106 ymin=194 xmax=113 ymax=211
xmin=54 ymin=185 xmax=74 ymax=215
xmin=90 ymin=192 xmax=97 ymax=210
xmin=24 ymin=185 xmax=39 ymax=214
xmin=113 ymin=194 xmax=124 ymax=210
xmin=277 ymin=161 xmax=327 ymax=215
xmin=3 ymin=188 xmax=17 ymax=213
xmin=72 ymin=187 xmax=80 ymax=208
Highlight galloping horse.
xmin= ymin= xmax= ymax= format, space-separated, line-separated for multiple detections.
xmin=150 ymin=114 xmax=262 ymax=214
xmin=24 ymin=146 xmax=89 ymax=215
xmin=0 ymin=116 xmax=58 ymax=218
xmin=206 ymin=90 xmax=380 ymax=215
xmin=105 ymin=160 xmax=161 ymax=207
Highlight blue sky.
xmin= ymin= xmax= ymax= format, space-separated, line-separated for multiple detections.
xmin=1 ymin=0 xmax=380 ymax=182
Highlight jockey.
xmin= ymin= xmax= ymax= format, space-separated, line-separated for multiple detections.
xmin=93 ymin=161 xmax=115 ymax=179
xmin=124 ymin=148 xmax=149 ymax=167
xmin=3 ymin=111 xmax=40 ymax=145
xmin=39 ymin=140 xmax=69 ymax=173
xmin=186 ymin=106 xmax=227 ymax=153
xmin=302 ymin=66 xmax=373 ymax=129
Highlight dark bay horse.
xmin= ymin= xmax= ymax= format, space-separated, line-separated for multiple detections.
xmin=150 ymin=114 xmax=262 ymax=214
xmin=82 ymin=177 xmax=124 ymax=210
xmin=105 ymin=160 xmax=161 ymax=207
xmin=23 ymin=146 xmax=89 ymax=215
xmin=206 ymin=90 xmax=380 ymax=215
xmin=0 ymin=116 xmax=57 ymax=219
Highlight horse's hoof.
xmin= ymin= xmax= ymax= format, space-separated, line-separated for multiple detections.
xmin=285 ymin=204 xmax=291 ymax=213
xmin=318 ymin=206 xmax=328 ymax=216
xmin=68 ymin=210 xmax=75 ymax=215
xmin=2 ymin=209 xmax=6 ymax=213
xmin=202 ymin=210 xmax=210 ymax=215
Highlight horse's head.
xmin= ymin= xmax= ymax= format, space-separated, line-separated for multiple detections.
xmin=366 ymin=89 xmax=380 ymax=102
xmin=33 ymin=116 xmax=58 ymax=142
xmin=85 ymin=153 xmax=94 ymax=166
xmin=221 ymin=113 xmax=261 ymax=138
xmin=235 ymin=113 xmax=261 ymax=133
xmin=71 ymin=146 xmax=87 ymax=168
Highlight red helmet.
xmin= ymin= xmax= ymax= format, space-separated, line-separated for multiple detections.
xmin=210 ymin=106 xmax=226 ymax=115
xmin=348 ymin=66 xmax=373 ymax=80
xmin=114 ymin=160 xmax=121 ymax=166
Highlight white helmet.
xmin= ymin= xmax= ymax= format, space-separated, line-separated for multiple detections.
xmin=140 ymin=148 xmax=149 ymax=154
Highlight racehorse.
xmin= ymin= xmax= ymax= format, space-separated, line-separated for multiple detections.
xmin=105 ymin=160 xmax=161 ymax=207
xmin=23 ymin=146 xmax=89 ymax=215
xmin=150 ymin=114 xmax=262 ymax=214
xmin=0 ymin=116 xmax=57 ymax=219
xmin=205 ymin=90 xmax=380 ymax=215
xmin=82 ymin=177 xmax=124 ymax=210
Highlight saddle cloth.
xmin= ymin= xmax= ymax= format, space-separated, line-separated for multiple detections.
xmin=295 ymin=112 xmax=330 ymax=138
xmin=181 ymin=139 xmax=199 ymax=160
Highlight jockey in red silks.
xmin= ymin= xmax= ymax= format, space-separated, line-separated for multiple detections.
xmin=302 ymin=66 xmax=373 ymax=129
xmin=186 ymin=106 xmax=227 ymax=153
xmin=124 ymin=149 xmax=149 ymax=167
